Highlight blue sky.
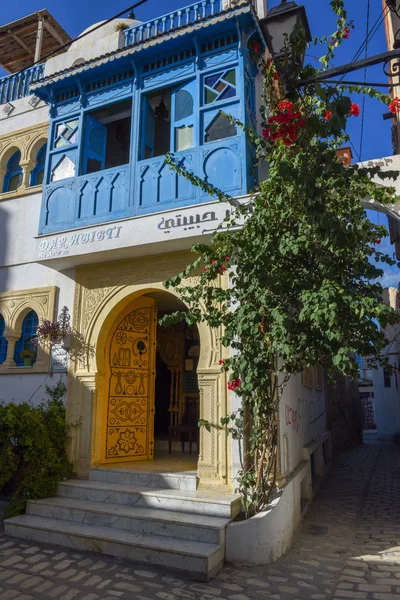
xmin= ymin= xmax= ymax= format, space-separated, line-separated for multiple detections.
xmin=0 ymin=0 xmax=398 ymax=287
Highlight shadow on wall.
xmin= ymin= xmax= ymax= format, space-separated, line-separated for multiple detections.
xmin=0 ymin=205 xmax=7 ymax=290
xmin=326 ymin=372 xmax=363 ymax=455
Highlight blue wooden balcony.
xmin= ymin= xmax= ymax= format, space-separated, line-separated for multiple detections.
xmin=124 ymin=0 xmax=224 ymax=46
xmin=36 ymin=0 xmax=260 ymax=235
xmin=0 ymin=65 xmax=45 ymax=105
xmin=40 ymin=165 xmax=129 ymax=233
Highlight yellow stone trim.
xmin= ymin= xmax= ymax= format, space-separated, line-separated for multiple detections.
xmin=0 ymin=121 xmax=48 ymax=200
xmin=67 ymin=252 xmax=232 ymax=489
xmin=0 ymin=286 xmax=57 ymax=374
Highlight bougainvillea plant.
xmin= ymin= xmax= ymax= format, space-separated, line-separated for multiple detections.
xmin=162 ymin=0 xmax=400 ymax=518
xmin=35 ymin=306 xmax=71 ymax=347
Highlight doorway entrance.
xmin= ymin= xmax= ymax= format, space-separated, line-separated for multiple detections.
xmin=150 ymin=291 xmax=200 ymax=468
xmin=101 ymin=291 xmax=200 ymax=471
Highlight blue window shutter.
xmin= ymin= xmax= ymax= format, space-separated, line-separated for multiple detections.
xmin=14 ymin=310 xmax=39 ymax=366
xmin=172 ymin=79 xmax=196 ymax=152
xmin=3 ymin=150 xmax=22 ymax=193
xmin=30 ymin=143 xmax=47 ymax=186
xmin=82 ymin=114 xmax=107 ymax=174
xmin=141 ymin=96 xmax=155 ymax=159
xmin=0 ymin=314 xmax=7 ymax=364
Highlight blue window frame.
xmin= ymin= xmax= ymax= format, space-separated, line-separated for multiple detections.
xmin=203 ymin=68 xmax=237 ymax=105
xmin=3 ymin=150 xmax=23 ymax=193
xmin=81 ymin=98 xmax=132 ymax=175
xmin=0 ymin=314 xmax=7 ymax=364
xmin=30 ymin=143 xmax=47 ymax=186
xmin=201 ymin=67 xmax=239 ymax=145
xmin=14 ymin=310 xmax=38 ymax=366
xmin=139 ymin=79 xmax=196 ymax=161
xmin=48 ymin=118 xmax=80 ymax=183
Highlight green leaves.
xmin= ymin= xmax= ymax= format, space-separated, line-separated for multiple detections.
xmin=162 ymin=1 xmax=400 ymax=518
xmin=0 ymin=381 xmax=73 ymax=517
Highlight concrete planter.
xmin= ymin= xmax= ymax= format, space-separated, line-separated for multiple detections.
xmin=226 ymin=461 xmax=308 ymax=566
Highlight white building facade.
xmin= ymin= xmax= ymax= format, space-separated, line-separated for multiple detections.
xmin=0 ymin=1 xmax=332 ymax=578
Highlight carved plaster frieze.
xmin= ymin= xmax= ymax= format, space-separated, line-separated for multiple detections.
xmin=83 ymin=284 xmax=115 ymax=331
xmin=0 ymin=122 xmax=48 ymax=164
xmin=69 ymin=254 xmax=232 ymax=487
xmin=76 ymin=253 xmax=198 ymax=334
xmin=0 ymin=286 xmax=57 ymax=374
xmin=0 ymin=121 xmax=49 ymax=201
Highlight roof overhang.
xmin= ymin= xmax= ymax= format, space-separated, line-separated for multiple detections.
xmin=30 ymin=3 xmax=263 ymax=99
xmin=0 ymin=9 xmax=72 ymax=73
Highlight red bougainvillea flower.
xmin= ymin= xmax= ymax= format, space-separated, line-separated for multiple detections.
xmin=227 ymin=378 xmax=241 ymax=391
xmin=389 ymin=97 xmax=400 ymax=114
xmin=219 ymin=359 xmax=224 ymax=365
xmin=263 ymin=105 xmax=306 ymax=147
xmin=376 ymin=239 xmax=381 ymax=245
xmin=278 ymin=100 xmax=293 ymax=112
xmin=324 ymin=110 xmax=333 ymax=122
xmin=350 ymin=103 xmax=360 ymax=117
xmin=342 ymin=26 xmax=351 ymax=39
xmin=225 ymin=256 xmax=230 ymax=262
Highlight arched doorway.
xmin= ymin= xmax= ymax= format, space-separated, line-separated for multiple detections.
xmin=101 ymin=290 xmax=200 ymax=471
xmin=102 ymin=296 xmax=157 ymax=463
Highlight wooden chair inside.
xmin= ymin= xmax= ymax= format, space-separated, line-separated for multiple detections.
xmin=168 ymin=396 xmax=199 ymax=454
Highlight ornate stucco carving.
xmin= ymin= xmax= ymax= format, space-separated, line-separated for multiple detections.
xmin=0 ymin=286 xmax=57 ymax=373
xmin=68 ymin=252 xmax=231 ymax=487
xmin=0 ymin=121 xmax=48 ymax=200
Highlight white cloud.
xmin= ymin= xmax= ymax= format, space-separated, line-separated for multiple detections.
xmin=379 ymin=271 xmax=399 ymax=289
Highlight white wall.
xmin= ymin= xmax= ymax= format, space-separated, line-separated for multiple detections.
xmin=0 ymin=373 xmax=67 ymax=407
xmin=226 ymin=460 xmax=307 ymax=566
xmin=370 ymin=359 xmax=400 ymax=439
xmin=222 ymin=0 xmax=266 ymax=18
xmin=44 ymin=18 xmax=139 ymax=78
xmin=0 ymin=98 xmax=48 ymax=134
xmin=279 ymin=372 xmax=327 ymax=476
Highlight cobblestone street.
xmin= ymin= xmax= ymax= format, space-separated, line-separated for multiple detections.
xmin=0 ymin=442 xmax=399 ymax=600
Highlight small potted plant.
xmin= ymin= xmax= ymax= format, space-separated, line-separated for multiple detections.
xmin=20 ymin=348 xmax=35 ymax=367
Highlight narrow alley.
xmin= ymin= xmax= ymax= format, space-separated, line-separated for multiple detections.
xmin=0 ymin=443 xmax=399 ymax=600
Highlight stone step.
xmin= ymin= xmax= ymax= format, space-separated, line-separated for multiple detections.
xmin=89 ymin=467 xmax=198 ymax=490
xmin=26 ymin=496 xmax=228 ymax=545
xmin=57 ymin=479 xmax=241 ymax=519
xmin=4 ymin=514 xmax=224 ymax=582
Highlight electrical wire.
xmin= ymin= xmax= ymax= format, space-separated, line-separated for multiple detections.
xmin=331 ymin=3 xmax=389 ymax=162
xmin=351 ymin=7 xmax=388 ymax=65
xmin=359 ymin=0 xmax=371 ymax=160
xmin=0 ymin=0 xmax=148 ymax=84
xmin=339 ymin=5 xmax=388 ymax=85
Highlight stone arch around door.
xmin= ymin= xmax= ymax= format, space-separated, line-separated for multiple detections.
xmin=68 ymin=271 xmax=232 ymax=491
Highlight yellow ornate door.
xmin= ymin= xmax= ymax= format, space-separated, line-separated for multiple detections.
xmin=102 ymin=297 xmax=157 ymax=464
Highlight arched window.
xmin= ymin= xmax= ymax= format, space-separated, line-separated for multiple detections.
xmin=0 ymin=314 xmax=7 ymax=364
xmin=3 ymin=150 xmax=23 ymax=193
xmin=14 ymin=310 xmax=38 ymax=366
xmin=30 ymin=143 xmax=47 ymax=186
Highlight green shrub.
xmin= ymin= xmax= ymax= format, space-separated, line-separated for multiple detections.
xmin=0 ymin=380 xmax=73 ymax=517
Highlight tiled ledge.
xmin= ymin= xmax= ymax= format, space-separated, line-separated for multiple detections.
xmin=0 ymin=185 xmax=41 ymax=203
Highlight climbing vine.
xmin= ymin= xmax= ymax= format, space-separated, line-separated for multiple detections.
xmin=161 ymin=0 xmax=400 ymax=518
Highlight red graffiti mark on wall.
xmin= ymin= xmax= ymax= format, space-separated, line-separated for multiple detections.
xmin=285 ymin=404 xmax=299 ymax=434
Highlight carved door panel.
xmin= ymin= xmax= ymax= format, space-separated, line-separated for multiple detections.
xmin=102 ymin=297 xmax=157 ymax=464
